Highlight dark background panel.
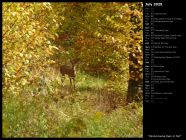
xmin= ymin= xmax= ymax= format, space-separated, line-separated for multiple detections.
xmin=144 ymin=0 xmax=185 ymax=139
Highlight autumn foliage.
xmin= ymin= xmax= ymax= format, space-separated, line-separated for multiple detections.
xmin=3 ymin=2 xmax=143 ymax=138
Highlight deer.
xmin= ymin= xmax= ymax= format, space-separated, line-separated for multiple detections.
xmin=60 ymin=59 xmax=78 ymax=90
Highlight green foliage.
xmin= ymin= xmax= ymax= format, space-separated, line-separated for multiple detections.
xmin=3 ymin=93 xmax=142 ymax=138
xmin=3 ymin=70 xmax=142 ymax=138
xmin=76 ymin=71 xmax=106 ymax=91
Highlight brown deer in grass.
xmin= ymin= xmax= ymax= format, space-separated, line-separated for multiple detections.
xmin=60 ymin=59 xmax=78 ymax=90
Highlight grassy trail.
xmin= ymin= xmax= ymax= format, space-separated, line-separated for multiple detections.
xmin=3 ymin=72 xmax=143 ymax=138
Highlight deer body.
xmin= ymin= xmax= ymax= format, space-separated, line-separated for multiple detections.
xmin=60 ymin=60 xmax=77 ymax=89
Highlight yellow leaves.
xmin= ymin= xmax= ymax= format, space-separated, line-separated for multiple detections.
xmin=46 ymin=49 xmax=54 ymax=56
xmin=47 ymin=60 xmax=56 ymax=65
xmin=111 ymin=37 xmax=115 ymax=43
xmin=21 ymin=78 xmax=28 ymax=86
xmin=43 ymin=2 xmax=52 ymax=10
xmin=4 ymin=72 xmax=11 ymax=78
xmin=123 ymin=46 xmax=128 ymax=52
xmin=28 ymin=30 xmax=33 ymax=36
xmin=46 ymin=40 xmax=51 ymax=45
xmin=133 ymin=10 xmax=141 ymax=16
xmin=106 ymin=16 xmax=111 ymax=21
xmin=3 ymin=3 xmax=59 ymax=97
xmin=25 ymin=54 xmax=32 ymax=59
xmin=53 ymin=19 xmax=56 ymax=23
xmin=12 ymin=55 xmax=17 ymax=60
xmin=139 ymin=73 xmax=143 ymax=79
xmin=12 ymin=12 xmax=17 ymax=16
xmin=95 ymin=111 xmax=104 ymax=119
xmin=19 ymin=53 xmax=23 ymax=57
xmin=137 ymin=60 xmax=143 ymax=65
xmin=24 ymin=71 xmax=30 ymax=76
xmin=132 ymin=53 xmax=136 ymax=57
xmin=25 ymin=60 xmax=30 ymax=64
xmin=49 ymin=45 xmax=59 ymax=51
xmin=94 ymin=31 xmax=102 ymax=38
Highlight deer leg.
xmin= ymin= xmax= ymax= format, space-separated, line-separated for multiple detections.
xmin=61 ymin=75 xmax=65 ymax=87
xmin=61 ymin=74 xmax=65 ymax=87
xmin=73 ymin=77 xmax=75 ymax=89
xmin=70 ymin=78 xmax=72 ymax=87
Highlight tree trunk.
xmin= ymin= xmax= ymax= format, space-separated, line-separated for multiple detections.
xmin=127 ymin=78 xmax=138 ymax=102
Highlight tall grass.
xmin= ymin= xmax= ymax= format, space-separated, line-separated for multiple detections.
xmin=3 ymin=71 xmax=143 ymax=138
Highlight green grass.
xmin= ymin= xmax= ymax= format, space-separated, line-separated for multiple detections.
xmin=3 ymin=72 xmax=143 ymax=138
xmin=76 ymin=71 xmax=107 ymax=91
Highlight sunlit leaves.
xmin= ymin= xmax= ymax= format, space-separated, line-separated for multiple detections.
xmin=51 ymin=2 xmax=142 ymax=94
xmin=3 ymin=3 xmax=58 ymax=95
xmin=3 ymin=2 xmax=143 ymax=97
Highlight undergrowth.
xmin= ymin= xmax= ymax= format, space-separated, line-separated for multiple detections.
xmin=3 ymin=72 xmax=142 ymax=138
